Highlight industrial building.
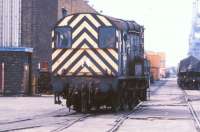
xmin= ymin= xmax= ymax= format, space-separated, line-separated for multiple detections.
xmin=0 ymin=48 xmax=32 ymax=95
xmin=0 ymin=0 xmax=96 ymax=95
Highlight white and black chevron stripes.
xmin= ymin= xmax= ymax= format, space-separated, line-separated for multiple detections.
xmin=52 ymin=13 xmax=118 ymax=76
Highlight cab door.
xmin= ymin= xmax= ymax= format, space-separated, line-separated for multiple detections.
xmin=120 ymin=33 xmax=128 ymax=76
xmin=22 ymin=64 xmax=30 ymax=94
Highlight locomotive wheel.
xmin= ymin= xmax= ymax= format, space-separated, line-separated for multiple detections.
xmin=128 ymin=100 xmax=135 ymax=110
xmin=141 ymin=89 xmax=147 ymax=101
xmin=81 ymin=84 xmax=89 ymax=113
xmin=73 ymin=92 xmax=82 ymax=112
xmin=128 ymin=103 xmax=133 ymax=110
xmin=111 ymin=92 xmax=120 ymax=112
xmin=81 ymin=98 xmax=88 ymax=113
xmin=74 ymin=106 xmax=81 ymax=112
xmin=127 ymin=92 xmax=134 ymax=110
xmin=142 ymin=91 xmax=146 ymax=101
xmin=121 ymin=97 xmax=128 ymax=111
xmin=111 ymin=102 xmax=120 ymax=112
xmin=120 ymin=81 xmax=129 ymax=111
xmin=120 ymin=90 xmax=128 ymax=111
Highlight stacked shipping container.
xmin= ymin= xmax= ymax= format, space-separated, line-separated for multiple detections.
xmin=145 ymin=51 xmax=166 ymax=81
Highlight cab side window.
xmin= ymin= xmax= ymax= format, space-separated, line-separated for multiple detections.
xmin=99 ymin=27 xmax=116 ymax=48
xmin=133 ymin=35 xmax=140 ymax=56
xmin=55 ymin=27 xmax=72 ymax=48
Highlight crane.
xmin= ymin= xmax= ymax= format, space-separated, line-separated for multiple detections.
xmin=189 ymin=0 xmax=200 ymax=59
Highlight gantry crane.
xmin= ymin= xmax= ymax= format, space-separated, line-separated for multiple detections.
xmin=189 ymin=0 xmax=200 ymax=59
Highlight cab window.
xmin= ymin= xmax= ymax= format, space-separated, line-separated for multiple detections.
xmin=99 ymin=27 xmax=116 ymax=48
xmin=55 ymin=27 xmax=72 ymax=48
xmin=132 ymin=35 xmax=140 ymax=56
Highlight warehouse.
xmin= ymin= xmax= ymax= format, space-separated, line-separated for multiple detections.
xmin=0 ymin=48 xmax=32 ymax=95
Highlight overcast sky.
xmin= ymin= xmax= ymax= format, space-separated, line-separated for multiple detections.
xmin=88 ymin=0 xmax=194 ymax=67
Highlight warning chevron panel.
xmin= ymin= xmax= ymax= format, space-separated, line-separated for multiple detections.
xmin=52 ymin=13 xmax=118 ymax=76
xmin=52 ymin=49 xmax=118 ymax=76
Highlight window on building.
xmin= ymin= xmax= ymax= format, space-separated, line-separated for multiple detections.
xmin=99 ymin=27 xmax=116 ymax=48
xmin=38 ymin=61 xmax=49 ymax=72
xmin=55 ymin=27 xmax=72 ymax=48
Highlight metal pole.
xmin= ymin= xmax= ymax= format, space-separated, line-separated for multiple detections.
xmin=71 ymin=0 xmax=72 ymax=13
xmin=2 ymin=62 xmax=4 ymax=95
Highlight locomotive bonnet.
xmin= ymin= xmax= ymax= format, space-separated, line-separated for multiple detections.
xmin=51 ymin=13 xmax=149 ymax=112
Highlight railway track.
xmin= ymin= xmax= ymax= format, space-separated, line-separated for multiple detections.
xmin=0 ymin=108 xmax=70 ymax=125
xmin=48 ymin=80 xmax=162 ymax=132
xmin=182 ymin=90 xmax=200 ymax=131
xmin=47 ymin=103 xmax=144 ymax=132
xmin=107 ymin=102 xmax=143 ymax=132
xmin=0 ymin=110 xmax=77 ymax=132
xmin=0 ymin=81 xmax=167 ymax=132
xmin=50 ymin=114 xmax=92 ymax=132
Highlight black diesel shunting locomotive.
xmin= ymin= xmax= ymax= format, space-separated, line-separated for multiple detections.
xmin=51 ymin=13 xmax=150 ymax=112
xmin=177 ymin=56 xmax=200 ymax=90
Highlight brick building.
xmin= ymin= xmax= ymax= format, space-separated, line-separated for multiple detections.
xmin=21 ymin=0 xmax=96 ymax=73
xmin=0 ymin=0 xmax=96 ymax=95
xmin=58 ymin=0 xmax=97 ymax=19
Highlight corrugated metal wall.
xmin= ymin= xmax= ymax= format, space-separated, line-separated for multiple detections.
xmin=0 ymin=0 xmax=21 ymax=47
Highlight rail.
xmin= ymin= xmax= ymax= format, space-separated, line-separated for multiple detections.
xmin=0 ymin=109 xmax=76 ymax=132
xmin=107 ymin=102 xmax=143 ymax=132
xmin=51 ymin=114 xmax=92 ymax=132
xmin=182 ymin=90 xmax=200 ymax=131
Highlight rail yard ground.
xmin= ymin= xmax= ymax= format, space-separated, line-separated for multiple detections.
xmin=0 ymin=78 xmax=200 ymax=132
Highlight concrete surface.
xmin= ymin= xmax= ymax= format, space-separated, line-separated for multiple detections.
xmin=0 ymin=78 xmax=199 ymax=132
